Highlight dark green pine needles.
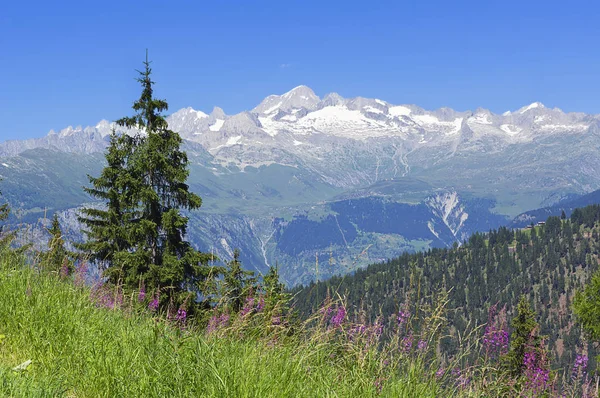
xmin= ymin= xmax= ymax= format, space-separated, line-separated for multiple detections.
xmin=79 ymin=55 xmax=217 ymax=313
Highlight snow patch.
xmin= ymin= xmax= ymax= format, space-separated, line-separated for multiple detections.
xmin=540 ymin=124 xmax=588 ymax=131
xmin=375 ymin=99 xmax=386 ymax=106
xmin=1 ymin=163 xmax=8 ymax=168
xmin=388 ymin=106 xmax=411 ymax=117
xmin=293 ymin=140 xmax=305 ymax=146
xmin=412 ymin=114 xmax=440 ymax=125
xmin=209 ymin=119 xmax=225 ymax=131
xmin=519 ymin=102 xmax=544 ymax=114
xmin=226 ymin=136 xmax=242 ymax=146
xmin=500 ymin=124 xmax=522 ymax=136
xmin=447 ymin=118 xmax=463 ymax=135
xmin=363 ymin=106 xmax=383 ymax=114
xmin=470 ymin=113 xmax=492 ymax=125
xmin=281 ymin=114 xmax=297 ymax=122
xmin=257 ymin=117 xmax=281 ymax=137
xmin=302 ymin=106 xmax=368 ymax=124
xmin=502 ymin=110 xmax=511 ymax=116
xmin=263 ymin=102 xmax=282 ymax=114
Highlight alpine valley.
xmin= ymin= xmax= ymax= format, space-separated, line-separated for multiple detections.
xmin=2 ymin=86 xmax=600 ymax=285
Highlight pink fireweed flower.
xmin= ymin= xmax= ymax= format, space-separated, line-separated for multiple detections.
xmin=74 ymin=262 xmax=88 ymax=287
xmin=176 ymin=308 xmax=187 ymax=322
xmin=572 ymin=354 xmax=589 ymax=380
xmin=240 ymin=296 xmax=255 ymax=316
xmin=257 ymin=296 xmax=265 ymax=312
xmin=138 ymin=282 xmax=146 ymax=302
xmin=319 ymin=303 xmax=333 ymax=322
xmin=435 ymin=368 xmax=445 ymax=379
xmin=330 ymin=306 xmax=346 ymax=328
xmin=523 ymin=349 xmax=550 ymax=395
xmin=397 ymin=309 xmax=410 ymax=326
xmin=402 ymin=335 xmax=413 ymax=353
xmin=482 ymin=304 xmax=509 ymax=356
xmin=206 ymin=312 xmax=230 ymax=334
xmin=148 ymin=292 xmax=159 ymax=312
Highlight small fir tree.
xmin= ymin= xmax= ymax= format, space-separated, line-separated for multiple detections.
xmin=0 ymin=182 xmax=11 ymax=248
xmin=42 ymin=213 xmax=72 ymax=274
xmin=504 ymin=295 xmax=542 ymax=377
xmin=223 ymin=249 xmax=256 ymax=313
xmin=263 ymin=262 xmax=288 ymax=311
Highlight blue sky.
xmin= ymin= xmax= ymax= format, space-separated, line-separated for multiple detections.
xmin=1 ymin=0 xmax=600 ymax=140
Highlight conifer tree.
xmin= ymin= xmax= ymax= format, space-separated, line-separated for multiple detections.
xmin=573 ymin=271 xmax=600 ymax=342
xmin=223 ymin=249 xmax=256 ymax=313
xmin=43 ymin=213 xmax=72 ymax=273
xmin=78 ymin=131 xmax=138 ymax=284
xmin=0 ymin=181 xmax=11 ymax=248
xmin=263 ymin=262 xmax=289 ymax=312
xmin=115 ymin=54 xmax=215 ymax=308
xmin=504 ymin=295 xmax=542 ymax=377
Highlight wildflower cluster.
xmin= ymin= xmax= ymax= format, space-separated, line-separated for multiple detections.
xmin=522 ymin=348 xmax=551 ymax=395
xmin=90 ymin=282 xmax=123 ymax=310
xmin=482 ymin=304 xmax=509 ymax=357
xmin=148 ymin=292 xmax=159 ymax=312
xmin=206 ymin=313 xmax=231 ymax=334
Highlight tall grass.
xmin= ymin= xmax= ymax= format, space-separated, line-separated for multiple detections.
xmin=0 ymin=246 xmax=594 ymax=397
xmin=0 ymin=248 xmax=445 ymax=397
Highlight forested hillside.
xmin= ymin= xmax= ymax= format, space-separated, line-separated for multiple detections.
xmin=292 ymin=205 xmax=600 ymax=372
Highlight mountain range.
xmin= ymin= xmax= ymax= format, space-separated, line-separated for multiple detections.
xmin=2 ymin=86 xmax=600 ymax=285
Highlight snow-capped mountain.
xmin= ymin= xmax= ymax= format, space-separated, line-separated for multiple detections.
xmin=3 ymin=86 xmax=600 ymax=285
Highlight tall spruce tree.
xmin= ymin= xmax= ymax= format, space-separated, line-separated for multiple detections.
xmin=115 ymin=55 xmax=215 ymax=308
xmin=78 ymin=131 xmax=138 ymax=284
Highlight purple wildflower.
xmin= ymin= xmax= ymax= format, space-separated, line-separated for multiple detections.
xmin=572 ymin=354 xmax=589 ymax=381
xmin=206 ymin=312 xmax=230 ymax=334
xmin=138 ymin=282 xmax=146 ymax=302
xmin=523 ymin=349 xmax=551 ymax=395
xmin=482 ymin=304 xmax=509 ymax=356
xmin=435 ymin=368 xmax=445 ymax=379
xmin=319 ymin=303 xmax=333 ymax=322
xmin=330 ymin=306 xmax=346 ymax=327
xmin=272 ymin=316 xmax=281 ymax=325
xmin=397 ymin=309 xmax=410 ymax=326
xmin=74 ymin=262 xmax=88 ymax=287
xmin=401 ymin=335 xmax=413 ymax=353
xmin=257 ymin=296 xmax=265 ymax=312
xmin=148 ymin=292 xmax=159 ymax=312
xmin=240 ymin=296 xmax=255 ymax=317
xmin=451 ymin=368 xmax=469 ymax=389
xmin=176 ymin=308 xmax=187 ymax=322
xmin=417 ymin=340 xmax=427 ymax=351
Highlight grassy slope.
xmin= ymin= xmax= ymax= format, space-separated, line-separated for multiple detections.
xmin=0 ymin=250 xmax=441 ymax=397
